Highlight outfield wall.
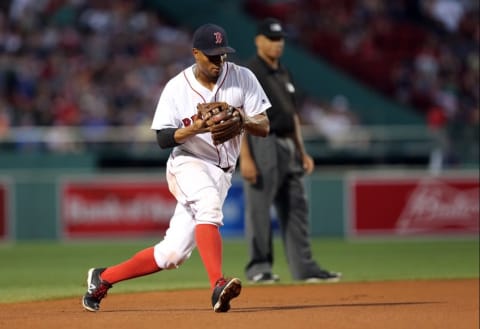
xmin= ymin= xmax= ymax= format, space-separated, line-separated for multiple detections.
xmin=0 ymin=165 xmax=478 ymax=241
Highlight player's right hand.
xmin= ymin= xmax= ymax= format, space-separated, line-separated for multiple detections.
xmin=191 ymin=115 xmax=210 ymax=134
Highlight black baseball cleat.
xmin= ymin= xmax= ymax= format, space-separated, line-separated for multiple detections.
xmin=211 ymin=277 xmax=242 ymax=312
xmin=249 ymin=272 xmax=280 ymax=284
xmin=304 ymin=270 xmax=342 ymax=283
xmin=82 ymin=268 xmax=112 ymax=312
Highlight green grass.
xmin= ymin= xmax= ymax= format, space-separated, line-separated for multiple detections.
xmin=0 ymin=237 xmax=478 ymax=303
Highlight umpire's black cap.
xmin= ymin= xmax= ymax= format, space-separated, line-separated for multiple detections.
xmin=256 ymin=17 xmax=286 ymax=38
xmin=193 ymin=23 xmax=236 ymax=56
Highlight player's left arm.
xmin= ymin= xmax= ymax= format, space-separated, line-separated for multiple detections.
xmin=243 ymin=112 xmax=269 ymax=137
xmin=240 ymin=67 xmax=271 ymax=137
xmin=292 ymin=113 xmax=314 ymax=174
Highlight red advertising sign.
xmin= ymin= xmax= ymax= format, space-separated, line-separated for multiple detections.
xmin=0 ymin=182 xmax=7 ymax=239
xmin=61 ymin=178 xmax=177 ymax=238
xmin=348 ymin=174 xmax=479 ymax=236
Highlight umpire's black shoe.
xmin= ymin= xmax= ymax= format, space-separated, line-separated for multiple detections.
xmin=82 ymin=268 xmax=112 ymax=312
xmin=211 ymin=277 xmax=242 ymax=312
xmin=304 ymin=270 xmax=342 ymax=283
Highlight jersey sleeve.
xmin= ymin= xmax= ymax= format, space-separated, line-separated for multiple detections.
xmin=241 ymin=67 xmax=271 ymax=117
xmin=150 ymin=81 xmax=180 ymax=130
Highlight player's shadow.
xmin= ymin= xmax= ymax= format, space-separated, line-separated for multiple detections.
xmin=105 ymin=301 xmax=442 ymax=313
xmin=233 ymin=301 xmax=443 ymax=313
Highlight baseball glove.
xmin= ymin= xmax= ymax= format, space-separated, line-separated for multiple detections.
xmin=197 ymin=102 xmax=244 ymax=145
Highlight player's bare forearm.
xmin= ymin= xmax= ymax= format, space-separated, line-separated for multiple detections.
xmin=243 ymin=113 xmax=269 ymax=137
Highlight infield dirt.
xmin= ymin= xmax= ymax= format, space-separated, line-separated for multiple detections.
xmin=0 ymin=279 xmax=478 ymax=329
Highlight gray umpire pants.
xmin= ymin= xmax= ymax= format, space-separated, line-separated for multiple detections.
xmin=243 ymin=134 xmax=324 ymax=280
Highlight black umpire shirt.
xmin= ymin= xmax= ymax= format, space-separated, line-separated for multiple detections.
xmin=246 ymin=55 xmax=297 ymax=137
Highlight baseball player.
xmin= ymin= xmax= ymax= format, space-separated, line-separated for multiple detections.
xmin=81 ymin=23 xmax=270 ymax=313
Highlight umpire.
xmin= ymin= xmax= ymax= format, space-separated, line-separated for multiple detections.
xmin=240 ymin=17 xmax=341 ymax=283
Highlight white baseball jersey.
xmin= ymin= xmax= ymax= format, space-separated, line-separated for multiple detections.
xmin=151 ymin=61 xmax=271 ymax=169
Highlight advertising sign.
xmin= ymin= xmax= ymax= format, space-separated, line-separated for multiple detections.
xmin=61 ymin=177 xmax=276 ymax=239
xmin=61 ymin=178 xmax=176 ymax=238
xmin=221 ymin=180 xmax=279 ymax=237
xmin=348 ymin=174 xmax=479 ymax=236
xmin=221 ymin=181 xmax=245 ymax=236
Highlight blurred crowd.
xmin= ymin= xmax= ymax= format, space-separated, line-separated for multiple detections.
xmin=0 ymin=0 xmax=478 ymax=163
xmin=0 ymin=0 xmax=193 ymax=150
xmin=300 ymin=94 xmax=371 ymax=149
xmin=245 ymin=0 xmax=479 ymax=129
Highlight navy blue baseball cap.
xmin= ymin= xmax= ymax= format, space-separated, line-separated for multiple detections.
xmin=192 ymin=23 xmax=236 ymax=56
